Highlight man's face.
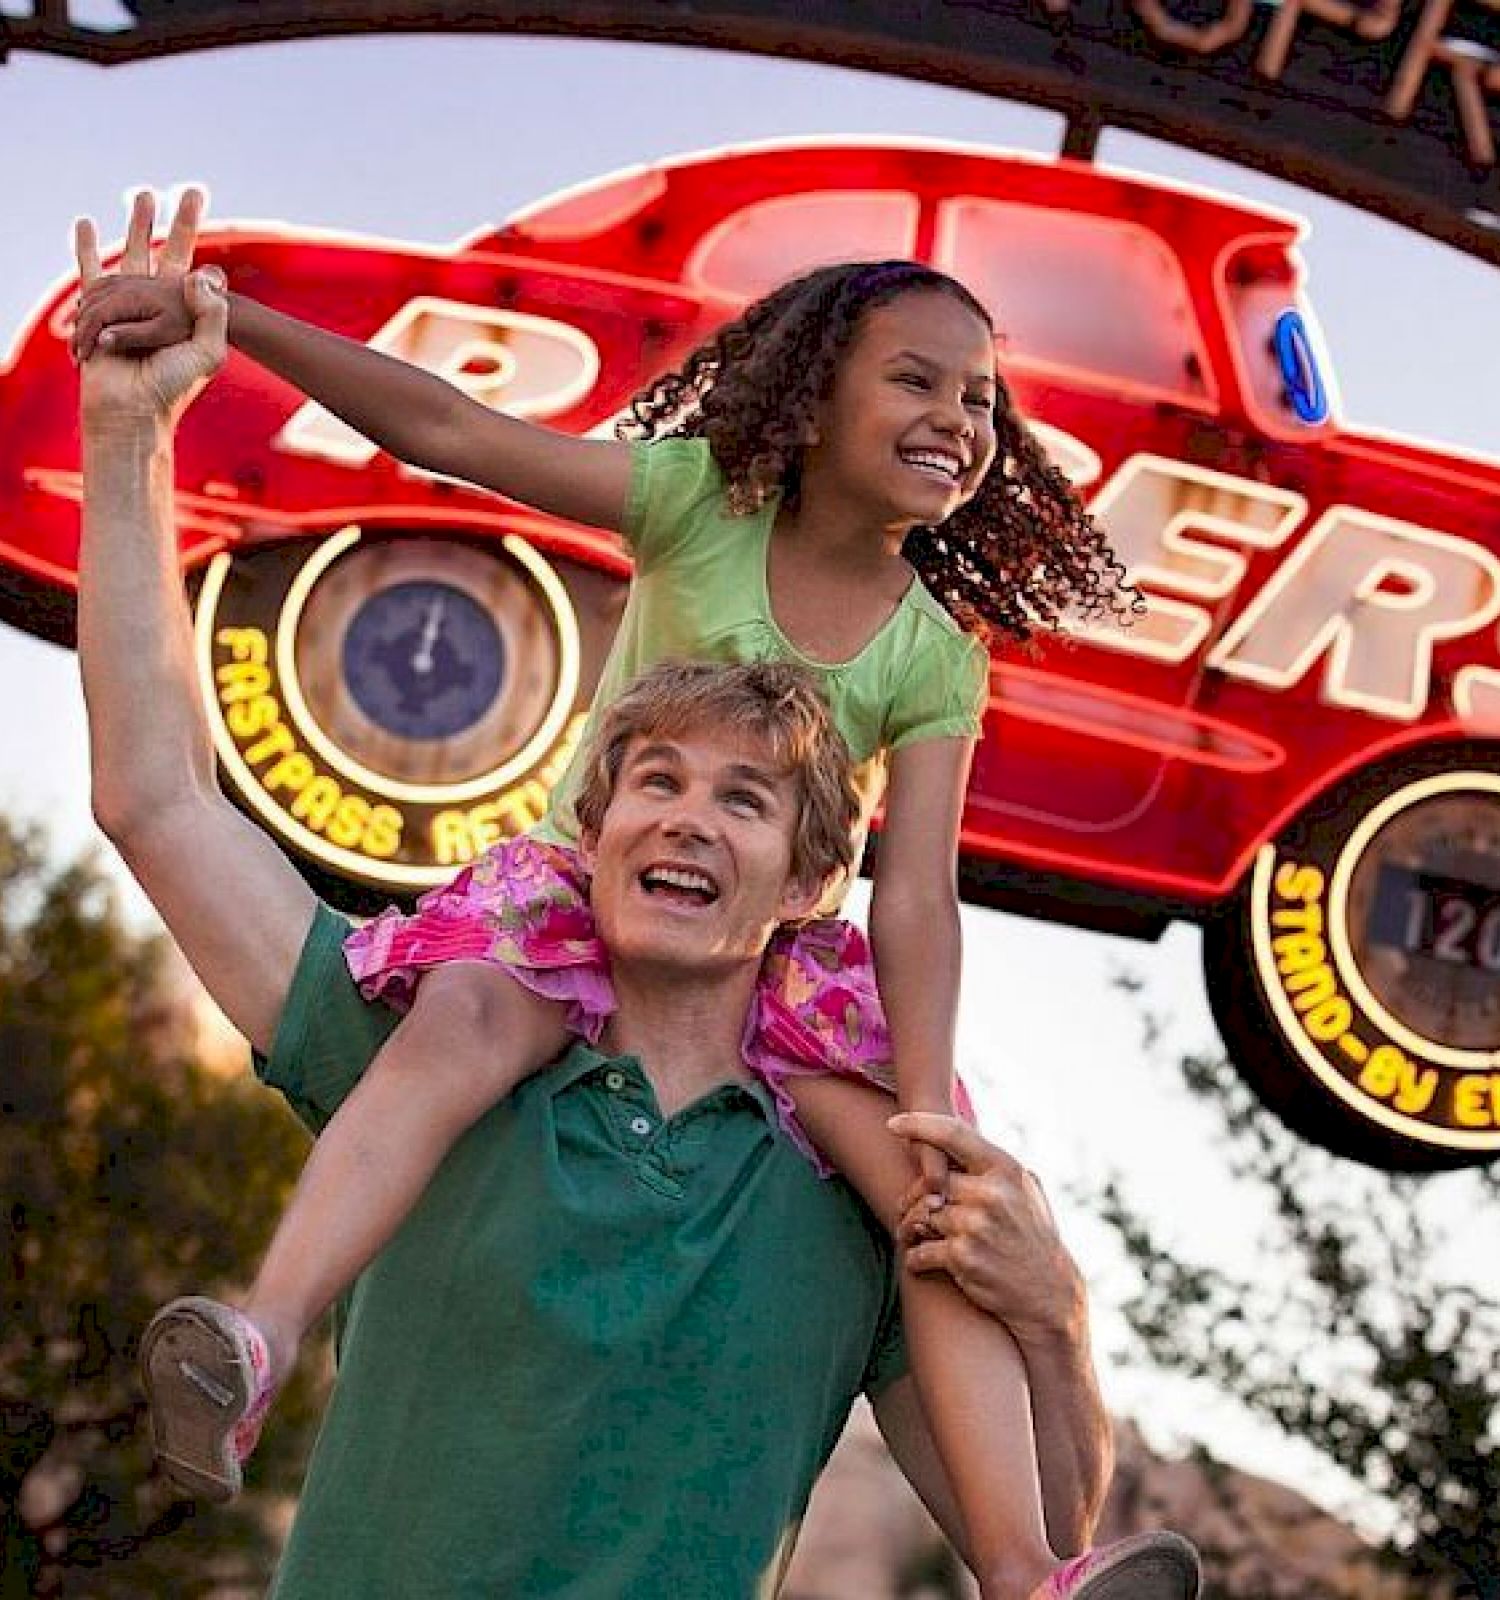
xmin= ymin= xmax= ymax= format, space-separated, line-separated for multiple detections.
xmin=580 ymin=724 xmax=823 ymax=978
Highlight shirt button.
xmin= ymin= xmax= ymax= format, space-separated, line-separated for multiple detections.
xmin=604 ymin=1070 xmax=626 ymax=1092
xmin=629 ymin=1115 xmax=653 ymax=1137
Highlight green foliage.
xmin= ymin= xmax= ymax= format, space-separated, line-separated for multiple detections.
xmin=1094 ymin=983 xmax=1500 ymax=1600
xmin=0 ymin=818 xmax=324 ymax=1596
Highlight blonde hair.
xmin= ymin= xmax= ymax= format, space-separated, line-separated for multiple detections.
xmin=573 ymin=660 xmax=859 ymax=894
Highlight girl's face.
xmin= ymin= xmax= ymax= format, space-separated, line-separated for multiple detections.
xmin=806 ymin=287 xmax=999 ymax=533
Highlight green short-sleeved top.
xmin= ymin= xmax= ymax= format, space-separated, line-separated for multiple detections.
xmin=257 ymin=905 xmax=907 ymax=1599
xmin=537 ymin=437 xmax=990 ymax=860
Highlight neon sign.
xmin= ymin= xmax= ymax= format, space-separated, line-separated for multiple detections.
xmin=5 ymin=140 xmax=1500 ymax=1165
xmin=266 ymin=291 xmax=1500 ymax=735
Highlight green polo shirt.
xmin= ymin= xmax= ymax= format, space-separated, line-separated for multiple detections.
xmin=256 ymin=905 xmax=906 ymax=1598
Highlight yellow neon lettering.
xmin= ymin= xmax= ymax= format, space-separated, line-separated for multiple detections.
xmin=1303 ymin=996 xmax=1354 ymax=1042
xmin=1210 ymin=506 xmax=1500 ymax=721
xmin=216 ymin=659 xmax=273 ymax=703
xmin=1272 ymin=903 xmax=1324 ymax=935
xmin=1356 ymin=1046 xmax=1436 ymax=1115
xmin=1273 ymin=930 xmax=1327 ymax=973
xmin=432 ymin=810 xmax=478 ymax=867
xmin=326 ymin=796 xmax=372 ymax=849
xmin=1359 ymin=1045 xmax=1406 ymax=1100
xmin=225 ymin=694 xmax=281 ymax=742
xmin=290 ymin=776 xmax=344 ymax=830
xmin=444 ymin=785 xmax=551 ymax=856
xmin=470 ymin=802 xmax=507 ymax=855
xmin=215 ymin=626 xmax=268 ymax=664
xmin=243 ymin=722 xmax=297 ymax=766
xmin=1453 ymin=1074 xmax=1497 ymax=1128
xmin=512 ymin=781 xmax=551 ymax=831
xmin=1394 ymin=1064 xmax=1439 ymax=1116
xmin=1285 ymin=964 xmax=1337 ymax=1009
xmin=1273 ymin=861 xmax=1325 ymax=905
xmin=361 ymin=806 xmax=404 ymax=860
xmin=262 ymin=752 xmax=316 ymax=794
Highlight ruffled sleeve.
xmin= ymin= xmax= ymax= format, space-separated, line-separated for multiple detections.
xmin=883 ymin=627 xmax=990 ymax=750
xmin=621 ymin=437 xmax=732 ymax=569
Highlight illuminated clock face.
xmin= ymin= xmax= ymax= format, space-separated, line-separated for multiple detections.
xmin=342 ymin=579 xmax=505 ymax=741
xmin=289 ymin=534 xmax=571 ymax=793
xmin=1348 ymin=791 xmax=1500 ymax=1054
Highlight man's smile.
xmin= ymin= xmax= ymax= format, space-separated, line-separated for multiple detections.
xmin=637 ymin=859 xmax=722 ymax=909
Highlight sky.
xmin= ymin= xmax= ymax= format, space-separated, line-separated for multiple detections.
xmin=3 ymin=4 xmax=1499 ymax=1527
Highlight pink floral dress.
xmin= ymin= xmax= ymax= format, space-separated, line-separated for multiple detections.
xmin=343 ymin=836 xmax=912 ymax=1174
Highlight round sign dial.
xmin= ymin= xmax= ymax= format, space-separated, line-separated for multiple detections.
xmin=342 ymin=579 xmax=505 ymax=741
xmin=290 ymin=534 xmax=567 ymax=792
xmin=1344 ymin=789 xmax=1500 ymax=1055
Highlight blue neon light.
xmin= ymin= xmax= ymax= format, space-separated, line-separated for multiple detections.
xmin=1273 ymin=309 xmax=1329 ymax=425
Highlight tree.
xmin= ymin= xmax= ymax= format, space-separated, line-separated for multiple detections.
xmin=0 ymin=817 xmax=324 ymax=1596
xmin=1093 ymin=980 xmax=1500 ymax=1600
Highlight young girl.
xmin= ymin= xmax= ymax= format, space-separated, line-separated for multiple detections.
xmin=76 ymin=191 xmax=1196 ymax=1600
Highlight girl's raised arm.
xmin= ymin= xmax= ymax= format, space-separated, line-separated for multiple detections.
xmin=71 ymin=195 xmax=634 ymax=535
xmin=222 ymin=294 xmax=635 ymax=532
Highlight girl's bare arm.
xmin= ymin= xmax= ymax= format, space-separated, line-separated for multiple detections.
xmin=869 ymin=736 xmax=976 ymax=1176
xmin=74 ymin=275 xmax=634 ymax=533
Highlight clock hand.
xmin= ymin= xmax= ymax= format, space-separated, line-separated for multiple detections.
xmin=412 ymin=597 xmax=447 ymax=675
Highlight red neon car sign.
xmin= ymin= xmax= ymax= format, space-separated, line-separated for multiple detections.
xmin=4 ymin=141 xmax=1498 ymax=1168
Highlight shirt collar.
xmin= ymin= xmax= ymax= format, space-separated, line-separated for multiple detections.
xmin=547 ymin=1041 xmax=780 ymax=1128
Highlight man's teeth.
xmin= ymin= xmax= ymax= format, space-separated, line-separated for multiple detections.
xmin=901 ymin=450 xmax=962 ymax=481
xmin=642 ymin=867 xmax=717 ymax=899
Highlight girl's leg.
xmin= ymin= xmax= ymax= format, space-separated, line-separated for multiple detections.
xmin=145 ymin=963 xmax=569 ymax=1498
xmin=788 ymin=1074 xmax=1057 ymax=1600
xmin=244 ymin=962 xmax=569 ymax=1373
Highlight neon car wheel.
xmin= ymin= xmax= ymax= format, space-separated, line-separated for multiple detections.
xmin=192 ymin=529 xmax=622 ymax=905
xmin=1205 ymin=747 xmax=1500 ymax=1171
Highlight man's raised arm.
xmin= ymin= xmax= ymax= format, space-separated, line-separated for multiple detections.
xmin=78 ymin=190 xmax=317 ymax=1056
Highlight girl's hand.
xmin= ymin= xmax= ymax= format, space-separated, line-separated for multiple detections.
xmin=894 ymin=1095 xmax=954 ymax=1204
xmin=73 ymin=272 xmax=194 ymax=364
xmin=75 ymin=189 xmax=224 ymax=427
xmin=912 ymin=1136 xmax=951 ymax=1204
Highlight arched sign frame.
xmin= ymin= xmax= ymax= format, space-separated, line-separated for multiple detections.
xmin=4 ymin=0 xmax=1500 ymax=270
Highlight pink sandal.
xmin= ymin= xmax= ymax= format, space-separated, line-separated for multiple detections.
xmin=140 ymin=1296 xmax=276 ymax=1502
xmin=1030 ymin=1531 xmax=1202 ymax=1598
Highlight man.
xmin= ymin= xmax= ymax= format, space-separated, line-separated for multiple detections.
xmin=75 ymin=194 xmax=1117 ymax=1597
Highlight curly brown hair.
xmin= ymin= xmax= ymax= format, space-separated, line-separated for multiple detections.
xmin=620 ymin=260 xmax=1134 ymax=642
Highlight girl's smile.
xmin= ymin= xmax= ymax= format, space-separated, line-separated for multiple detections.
xmin=805 ymin=287 xmax=999 ymax=535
